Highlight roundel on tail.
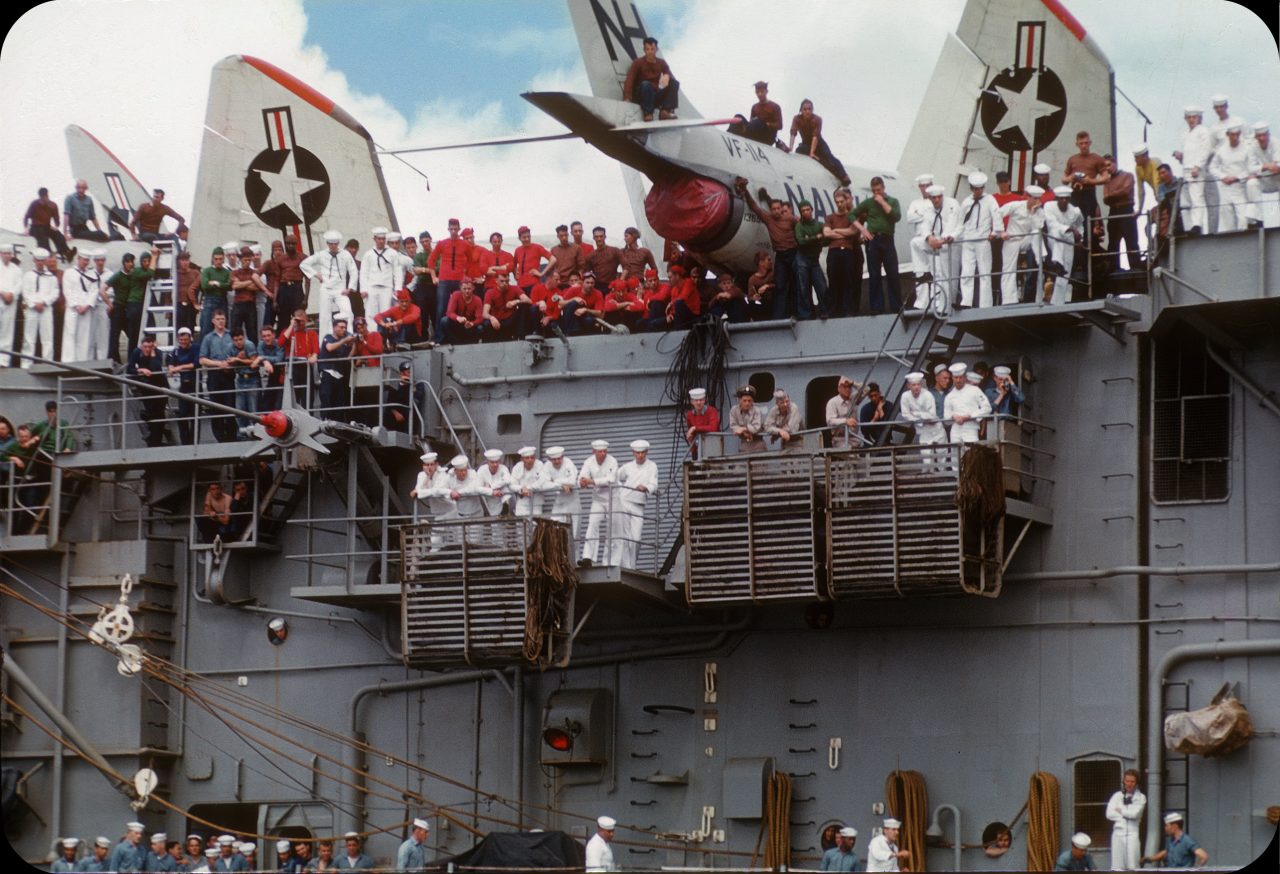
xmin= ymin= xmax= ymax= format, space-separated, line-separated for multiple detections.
xmin=245 ymin=145 xmax=331 ymax=229
xmin=979 ymin=66 xmax=1067 ymax=154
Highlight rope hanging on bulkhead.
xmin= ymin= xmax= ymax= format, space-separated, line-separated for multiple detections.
xmin=523 ymin=519 xmax=577 ymax=664
xmin=1025 ymin=771 xmax=1061 ymax=872
xmin=885 ymin=769 xmax=929 ymax=872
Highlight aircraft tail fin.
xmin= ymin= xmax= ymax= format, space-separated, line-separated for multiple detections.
xmin=566 ymin=0 xmax=701 ymax=118
xmin=189 ymin=55 xmax=396 ymax=260
xmin=899 ymin=0 xmax=1115 ymax=195
xmin=65 ymin=125 xmax=151 ymax=236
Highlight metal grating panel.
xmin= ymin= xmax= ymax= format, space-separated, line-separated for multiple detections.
xmin=684 ymin=454 xmax=824 ymax=604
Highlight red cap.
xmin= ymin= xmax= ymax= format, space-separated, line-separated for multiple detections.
xmin=668 ymin=265 xmax=685 ymax=277
xmin=397 ymin=288 xmax=411 ymax=301
xmin=626 ymin=277 xmax=640 ymax=290
xmin=462 ymin=227 xmax=474 ymax=237
xmin=448 ymin=218 xmax=460 ymax=226
xmin=609 ymin=279 xmax=628 ymax=292
xmin=517 ymin=225 xmax=530 ymax=234
xmin=644 ymin=269 xmax=658 ymax=280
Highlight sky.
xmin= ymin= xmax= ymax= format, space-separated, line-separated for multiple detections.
xmin=0 ymin=0 xmax=1277 ymax=250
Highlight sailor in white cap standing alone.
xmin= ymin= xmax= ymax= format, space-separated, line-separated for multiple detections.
xmin=579 ymin=440 xmax=618 ymax=566
xmin=509 ymin=446 xmax=550 ymax=518
xmin=1173 ymin=106 xmax=1214 ymax=235
xmin=943 ymin=364 xmax=992 ymax=444
xmin=866 ymin=818 xmax=910 ymax=872
xmin=20 ymin=247 xmax=59 ymax=367
xmin=398 ymin=817 xmax=432 ymax=872
xmin=957 ymin=172 xmax=998 ymax=308
xmin=613 ymin=439 xmax=658 ymax=568
xmin=1043 ymin=186 xmax=1084 ymax=304
xmin=585 ymin=815 xmax=618 ymax=872
xmin=543 ymin=447 xmax=580 ymax=532
xmin=301 ymin=229 xmax=358 ymax=338
xmin=1054 ymin=833 xmax=1096 ymax=871
xmin=109 ymin=821 xmax=148 ymax=872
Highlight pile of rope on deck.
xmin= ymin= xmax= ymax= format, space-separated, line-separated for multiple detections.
xmin=956 ymin=443 xmax=1006 ymax=523
xmin=523 ymin=519 xmax=577 ymax=664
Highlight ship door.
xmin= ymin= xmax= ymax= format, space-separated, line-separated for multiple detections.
xmin=260 ymin=802 xmax=332 ymax=866
xmin=806 ymin=375 xmax=841 ymax=443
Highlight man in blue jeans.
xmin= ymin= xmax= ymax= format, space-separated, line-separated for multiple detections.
xmin=623 ymin=37 xmax=679 ymax=121
xmin=793 ymin=201 xmax=830 ymax=319
xmin=849 ymin=177 xmax=902 ymax=313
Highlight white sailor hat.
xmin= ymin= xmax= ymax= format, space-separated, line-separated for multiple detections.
xmin=127 ymin=822 xmax=147 ymax=832
xmin=218 ymin=835 xmax=236 ymax=845
xmin=249 ymin=244 xmax=262 ymax=254
xmin=968 ymin=171 xmax=988 ymax=187
xmin=1225 ymin=118 xmax=1243 ymax=133
xmin=839 ymin=827 xmax=859 ymax=838
xmin=186 ymin=834 xmax=203 ymax=842
xmin=239 ymin=842 xmax=256 ymax=853
xmin=546 ymin=446 xmax=565 ymax=459
xmin=1211 ymin=94 xmax=1229 ymax=106
xmin=1164 ymin=812 xmax=1184 ymax=824
xmin=178 ymin=327 xmax=193 ymax=336
xmin=1253 ymin=121 xmax=1270 ymax=134
xmin=323 ymin=230 xmax=342 ymax=243
xmin=1025 ymin=184 xmax=1045 ymax=198
xmin=630 ymin=439 xmax=650 ymax=452
xmin=151 ymin=833 xmax=168 ymax=843
xmin=948 ymin=363 xmax=968 ymax=377
xmin=689 ymin=387 xmax=707 ymax=400
xmin=993 ymin=365 xmax=1012 ymax=376
xmin=518 ymin=446 xmax=536 ymax=457
xmin=62 ymin=837 xmax=81 ymax=848
xmin=1071 ymin=833 xmax=1091 ymax=849
xmin=1184 ymin=104 xmax=1203 ymax=116
xmin=32 ymin=247 xmax=50 ymax=259
xmin=450 ymin=454 xmax=469 ymax=469
xmin=934 ymin=363 xmax=949 ymax=375
xmin=371 ymin=226 xmax=389 ymax=236
xmin=90 ymin=248 xmax=107 ymax=258
xmin=883 ymin=817 xmax=902 ymax=829
xmin=205 ymin=848 xmax=220 ymax=858
xmin=223 ymin=240 xmax=239 ymax=251
xmin=1132 ymin=144 xmax=1149 ymax=156
xmin=420 ymin=451 xmax=438 ymax=463
xmin=95 ymin=837 xmax=111 ymax=849
xmin=277 ymin=839 xmax=292 ymax=852
xmin=1053 ymin=185 xmax=1073 ymax=198
xmin=915 ymin=173 xmax=934 ymax=186
xmin=905 ymin=371 xmax=925 ymax=383
xmin=0 ymin=243 xmax=12 ymax=253
xmin=386 ymin=231 xmax=402 ymax=242
xmin=591 ymin=439 xmax=610 ymax=451
xmin=597 ymin=816 xmax=617 ymax=830
xmin=483 ymin=448 xmax=503 ymax=462
xmin=926 ymin=184 xmax=945 ymax=197
xmin=344 ymin=832 xmax=361 ymax=840
xmin=1033 ymin=162 xmax=1051 ymax=175
xmin=413 ymin=818 xmax=431 ymax=831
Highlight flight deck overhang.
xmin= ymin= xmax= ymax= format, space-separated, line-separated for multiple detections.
xmin=945 ymin=297 xmax=1143 ymax=346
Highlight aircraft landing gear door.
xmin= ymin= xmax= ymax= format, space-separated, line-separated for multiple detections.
xmin=260 ymin=801 xmax=333 ymax=867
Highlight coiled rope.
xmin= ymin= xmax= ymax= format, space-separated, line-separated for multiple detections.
xmin=1025 ymin=771 xmax=1061 ymax=871
xmin=763 ymin=770 xmax=793 ymax=869
xmin=885 ymin=770 xmax=929 ymax=871
xmin=523 ymin=519 xmax=578 ymax=663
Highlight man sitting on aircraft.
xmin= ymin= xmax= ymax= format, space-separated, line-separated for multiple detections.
xmin=63 ymin=179 xmax=110 ymax=243
xmin=130 ymin=188 xmax=185 ymax=244
xmin=789 ymin=100 xmax=851 ymax=187
xmin=23 ymin=187 xmax=76 ymax=261
xmin=623 ymin=37 xmax=679 ymax=122
xmin=729 ymin=81 xmax=784 ymax=146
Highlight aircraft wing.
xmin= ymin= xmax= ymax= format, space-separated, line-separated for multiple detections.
xmin=899 ymin=0 xmax=1115 ymax=195
xmin=189 ymin=55 xmax=397 ymax=259
xmin=65 ymin=124 xmax=153 ymax=236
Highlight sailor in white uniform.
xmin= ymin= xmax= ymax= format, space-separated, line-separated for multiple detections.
xmin=578 ymin=439 xmax=618 ymax=566
xmin=50 ymin=837 xmax=80 ymax=872
xmin=509 ymin=446 xmax=550 ymax=517
xmin=866 ymin=818 xmax=910 ymax=873
xmin=942 ymin=363 xmax=992 ymax=444
xmin=20 ymin=248 xmax=59 ymax=367
xmin=1043 ymin=186 xmax=1083 ymax=305
xmin=477 ymin=448 xmax=512 ymax=517
xmin=410 ymin=452 xmax=454 ymax=549
xmin=904 ymin=173 xmax=935 ymax=276
xmin=1246 ymin=121 xmax=1280 ymax=228
xmin=997 ymin=185 xmax=1047 ymax=305
xmin=358 ymin=226 xmax=397 ymax=320
xmin=1209 ymin=120 xmax=1252 ymax=232
xmin=613 ymin=439 xmax=658 ymax=568
xmin=61 ymin=252 xmax=98 ymax=361
xmin=956 ymin=171 xmax=998 ymax=308
xmin=0 ymin=244 xmax=24 ymax=361
xmin=543 ymin=446 xmax=580 ymax=532
xmin=301 ymin=229 xmax=357 ymax=338
xmin=445 ymin=454 xmax=486 ymax=524
xmin=385 ymin=231 xmax=417 ymax=290
xmin=1105 ymin=768 xmax=1146 ymax=870
xmin=899 ymin=371 xmax=946 ymax=467
xmin=584 ymin=815 xmax=617 ymax=873
xmin=1173 ymin=105 xmax=1214 ymax=234
xmin=88 ymin=250 xmax=112 ymax=359
xmin=909 ymin=184 xmax=959 ymax=314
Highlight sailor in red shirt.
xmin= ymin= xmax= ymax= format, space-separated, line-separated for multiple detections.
xmin=427 ymin=218 xmax=468 ymax=325
xmin=441 ymin=278 xmax=485 ymax=344
xmin=585 ymin=227 xmax=623 ymax=283
xmin=512 ymin=226 xmax=550 ymax=293
xmin=279 ymin=307 xmax=320 ymax=405
xmin=602 ymin=278 xmax=643 ymax=332
xmin=547 ymin=224 xmax=582 ymax=283
xmin=482 ymin=273 xmax=532 ymax=340
xmin=374 ymin=289 xmax=421 ymax=346
xmin=529 ymin=274 xmax=565 ymax=336
xmin=684 ymin=387 xmax=721 ymax=458
xmin=570 ymin=222 xmax=594 ymax=266
xmin=668 ymin=266 xmax=704 ymax=329
xmin=618 ymin=227 xmax=658 ymax=279
xmin=271 ymin=235 xmax=307 ymax=333
xmin=459 ymin=228 xmax=485 ymax=288
xmin=351 ymin=316 xmax=384 ymax=366
xmin=639 ymin=267 xmax=675 ymax=331
xmin=479 ymin=232 xmax=515 ymax=291
xmin=560 ymin=272 xmax=605 ymax=334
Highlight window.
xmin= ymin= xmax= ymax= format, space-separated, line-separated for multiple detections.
xmin=748 ymin=371 xmax=775 ymax=401
xmin=1073 ymin=758 xmax=1122 ymax=847
xmin=1152 ymin=327 xmax=1230 ymax=503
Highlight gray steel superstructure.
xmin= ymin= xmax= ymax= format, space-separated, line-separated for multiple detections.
xmin=2 ymin=227 xmax=1278 ymax=871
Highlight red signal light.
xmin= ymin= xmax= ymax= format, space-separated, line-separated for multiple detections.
xmin=542 ymin=720 xmax=581 ymax=752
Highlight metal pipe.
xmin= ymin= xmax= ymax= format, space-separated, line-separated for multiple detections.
xmin=446 ymin=364 xmax=671 ymax=386
xmin=1005 ymin=559 xmax=1280 ymax=583
xmin=1 ymin=655 xmax=130 ymax=794
xmin=926 ymin=802 xmax=962 ymax=872
xmin=51 ymin=551 xmax=71 ymax=846
xmin=1205 ymin=344 xmax=1280 ymax=419
xmin=513 ymin=665 xmax=525 ymax=829
xmin=1144 ymin=639 xmax=1280 ymax=856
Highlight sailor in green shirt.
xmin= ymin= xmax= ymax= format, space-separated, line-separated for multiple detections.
xmin=849 ymin=177 xmax=902 ymax=313
xmin=199 ymin=246 xmax=232 ymax=337
xmin=792 ymin=201 xmax=830 ymax=319
xmin=104 ymin=249 xmax=157 ymax=364
xmin=30 ymin=400 xmax=76 ymax=454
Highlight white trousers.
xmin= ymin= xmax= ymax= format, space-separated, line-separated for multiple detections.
xmin=0 ymin=305 xmax=15 ymax=360
xmin=609 ymin=503 xmax=644 ymax=568
xmin=999 ymin=239 xmax=1028 ymax=305
xmin=549 ymin=494 xmax=579 ymax=536
xmin=90 ymin=305 xmax=111 ymax=360
xmin=1245 ymin=177 xmax=1280 ymax=227
xmin=61 ymin=307 xmax=93 ymax=362
xmin=320 ymin=290 xmax=354 ymax=340
xmin=1110 ymin=826 xmax=1141 ymax=871
xmin=1180 ymin=173 xmax=1208 ymax=232
xmin=1047 ymin=238 xmax=1075 ymax=305
xmin=582 ymin=496 xmax=613 ymax=562
xmin=910 ymin=240 xmax=953 ymax=315
xmin=959 ymin=240 xmax=993 ymax=307
xmin=1215 ymin=179 xmax=1248 ymax=232
xmin=364 ymin=286 xmax=393 ymax=323
xmin=21 ymin=306 xmax=55 ymax=366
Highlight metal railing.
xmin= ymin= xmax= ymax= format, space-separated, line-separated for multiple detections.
xmin=0 ymin=453 xmax=53 ymax=539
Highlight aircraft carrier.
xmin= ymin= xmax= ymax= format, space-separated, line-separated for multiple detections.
xmin=2 ymin=222 xmax=1278 ymax=871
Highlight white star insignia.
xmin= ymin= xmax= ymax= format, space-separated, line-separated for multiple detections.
xmin=253 ymin=149 xmax=324 ymax=221
xmin=992 ymin=70 xmax=1062 ymax=144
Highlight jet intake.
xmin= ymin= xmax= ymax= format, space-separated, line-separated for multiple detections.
xmin=644 ymin=175 xmax=733 ymax=247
